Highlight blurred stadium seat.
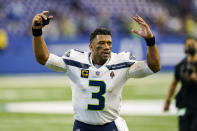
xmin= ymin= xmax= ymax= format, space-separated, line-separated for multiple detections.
xmin=0 ymin=0 xmax=196 ymax=73
xmin=0 ymin=0 xmax=196 ymax=37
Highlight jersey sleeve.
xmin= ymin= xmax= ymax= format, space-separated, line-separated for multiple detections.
xmin=117 ymin=52 xmax=153 ymax=78
xmin=127 ymin=61 xmax=154 ymax=78
xmin=44 ymin=53 xmax=67 ymax=72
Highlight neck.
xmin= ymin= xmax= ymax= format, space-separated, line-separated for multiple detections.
xmin=91 ymin=55 xmax=107 ymax=65
xmin=92 ymin=58 xmax=106 ymax=65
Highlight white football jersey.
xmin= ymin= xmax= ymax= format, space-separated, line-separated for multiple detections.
xmin=45 ymin=49 xmax=153 ymax=125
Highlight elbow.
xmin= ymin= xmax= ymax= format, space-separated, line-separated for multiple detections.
xmin=149 ymin=63 xmax=161 ymax=73
xmin=152 ymin=65 xmax=161 ymax=73
xmin=35 ymin=54 xmax=49 ymax=65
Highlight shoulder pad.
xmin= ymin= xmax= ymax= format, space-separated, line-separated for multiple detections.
xmin=117 ymin=52 xmax=136 ymax=61
xmin=109 ymin=52 xmax=135 ymax=65
xmin=63 ymin=49 xmax=85 ymax=57
xmin=64 ymin=50 xmax=71 ymax=57
xmin=62 ymin=49 xmax=89 ymax=63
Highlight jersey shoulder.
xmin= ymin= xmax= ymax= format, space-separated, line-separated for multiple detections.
xmin=110 ymin=52 xmax=136 ymax=64
xmin=62 ymin=49 xmax=90 ymax=63
xmin=106 ymin=52 xmax=136 ymax=70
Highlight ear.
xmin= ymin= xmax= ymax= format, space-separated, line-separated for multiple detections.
xmin=89 ymin=44 xmax=93 ymax=51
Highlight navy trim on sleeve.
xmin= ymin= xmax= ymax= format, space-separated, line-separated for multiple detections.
xmin=106 ymin=62 xmax=135 ymax=70
xmin=63 ymin=59 xmax=90 ymax=69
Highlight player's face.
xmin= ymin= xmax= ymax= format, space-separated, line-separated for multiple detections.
xmin=89 ymin=35 xmax=112 ymax=65
xmin=184 ymin=39 xmax=197 ymax=55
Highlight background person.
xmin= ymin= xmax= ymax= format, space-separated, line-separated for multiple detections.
xmin=164 ymin=37 xmax=197 ymax=131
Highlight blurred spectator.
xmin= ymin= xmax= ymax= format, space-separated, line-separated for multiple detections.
xmin=6 ymin=0 xmax=25 ymax=35
xmin=98 ymin=11 xmax=110 ymax=28
xmin=164 ymin=37 xmax=197 ymax=131
xmin=0 ymin=29 xmax=8 ymax=51
xmin=166 ymin=16 xmax=183 ymax=35
xmin=185 ymin=15 xmax=197 ymax=37
xmin=0 ymin=0 xmax=197 ymax=38
xmin=61 ymin=16 xmax=77 ymax=38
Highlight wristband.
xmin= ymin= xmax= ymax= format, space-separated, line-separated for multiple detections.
xmin=32 ymin=28 xmax=42 ymax=36
xmin=145 ymin=36 xmax=155 ymax=46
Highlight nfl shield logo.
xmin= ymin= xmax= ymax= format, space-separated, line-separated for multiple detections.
xmin=96 ymin=71 xmax=100 ymax=76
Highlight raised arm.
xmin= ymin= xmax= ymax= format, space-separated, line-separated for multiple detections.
xmin=32 ymin=11 xmax=53 ymax=65
xmin=132 ymin=15 xmax=161 ymax=73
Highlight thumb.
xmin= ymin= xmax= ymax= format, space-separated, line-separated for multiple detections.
xmin=48 ymin=16 xmax=53 ymax=20
xmin=132 ymin=29 xmax=141 ymax=36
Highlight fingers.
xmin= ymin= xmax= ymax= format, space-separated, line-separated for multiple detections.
xmin=38 ymin=11 xmax=53 ymax=21
xmin=48 ymin=16 xmax=53 ymax=20
xmin=131 ymin=29 xmax=140 ymax=35
xmin=131 ymin=14 xmax=153 ymax=38
xmin=133 ymin=15 xmax=143 ymax=23
xmin=136 ymin=14 xmax=144 ymax=22
xmin=133 ymin=16 xmax=142 ymax=23
xmin=40 ymin=11 xmax=51 ymax=20
xmin=34 ymin=11 xmax=49 ymax=21
xmin=133 ymin=14 xmax=148 ymax=28
xmin=34 ymin=11 xmax=50 ymax=21
xmin=32 ymin=11 xmax=53 ymax=28
xmin=42 ymin=11 xmax=49 ymax=15
xmin=38 ymin=14 xmax=47 ymax=20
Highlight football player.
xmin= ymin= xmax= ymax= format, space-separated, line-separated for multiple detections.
xmin=32 ymin=11 xmax=161 ymax=131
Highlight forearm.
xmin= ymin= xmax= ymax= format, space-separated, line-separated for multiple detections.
xmin=32 ymin=11 xmax=53 ymax=65
xmin=163 ymin=80 xmax=177 ymax=111
xmin=166 ymin=79 xmax=178 ymax=101
xmin=33 ymin=36 xmax=49 ymax=65
xmin=147 ymin=44 xmax=161 ymax=73
xmin=166 ymin=86 xmax=176 ymax=101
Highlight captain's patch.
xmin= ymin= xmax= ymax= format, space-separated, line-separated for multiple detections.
xmin=81 ymin=69 xmax=89 ymax=78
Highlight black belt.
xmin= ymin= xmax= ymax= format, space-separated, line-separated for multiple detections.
xmin=75 ymin=120 xmax=115 ymax=127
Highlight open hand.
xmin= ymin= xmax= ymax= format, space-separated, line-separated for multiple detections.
xmin=132 ymin=14 xmax=153 ymax=39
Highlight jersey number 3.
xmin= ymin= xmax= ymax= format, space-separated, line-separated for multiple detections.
xmin=88 ymin=80 xmax=106 ymax=110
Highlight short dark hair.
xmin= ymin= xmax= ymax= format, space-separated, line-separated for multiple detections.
xmin=90 ymin=28 xmax=112 ymax=43
xmin=184 ymin=36 xmax=197 ymax=45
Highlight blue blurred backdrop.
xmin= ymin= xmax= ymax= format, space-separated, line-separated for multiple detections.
xmin=0 ymin=0 xmax=197 ymax=73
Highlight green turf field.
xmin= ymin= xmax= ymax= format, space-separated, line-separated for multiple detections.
xmin=0 ymin=72 xmax=179 ymax=102
xmin=0 ymin=112 xmax=177 ymax=131
xmin=0 ymin=72 xmax=179 ymax=131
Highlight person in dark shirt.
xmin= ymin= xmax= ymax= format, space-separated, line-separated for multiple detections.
xmin=164 ymin=37 xmax=197 ymax=131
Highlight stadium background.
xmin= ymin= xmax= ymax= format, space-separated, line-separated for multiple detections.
xmin=0 ymin=0 xmax=197 ymax=130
